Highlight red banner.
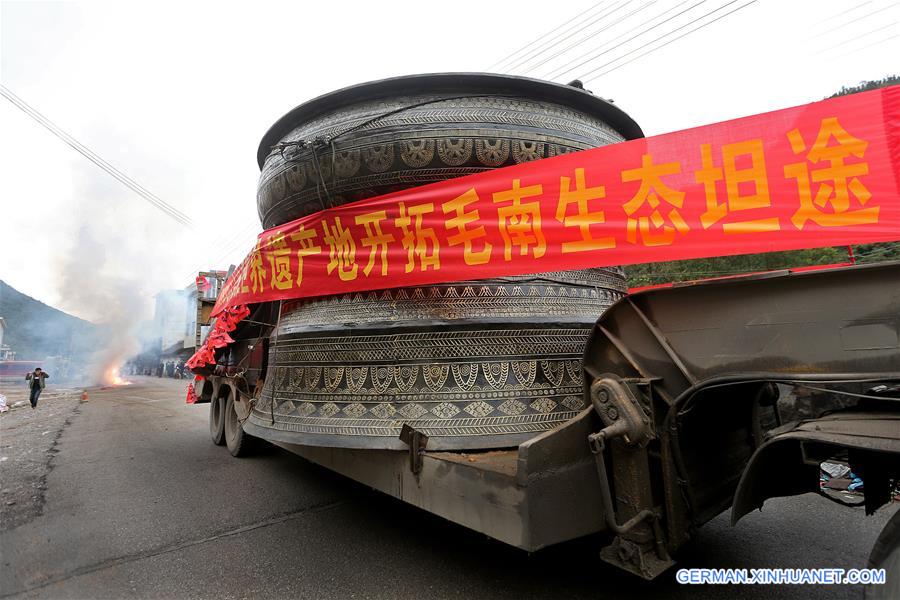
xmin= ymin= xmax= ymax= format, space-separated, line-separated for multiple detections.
xmin=213 ymin=85 xmax=900 ymax=316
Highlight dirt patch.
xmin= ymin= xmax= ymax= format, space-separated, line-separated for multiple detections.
xmin=0 ymin=386 xmax=83 ymax=531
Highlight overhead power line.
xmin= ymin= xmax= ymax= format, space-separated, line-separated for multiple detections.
xmin=521 ymin=1 xmax=658 ymax=76
xmin=545 ymin=0 xmax=705 ymax=80
xmin=809 ymin=2 xmax=899 ymax=41
xmin=182 ymin=221 xmax=260 ymax=283
xmin=538 ymin=0 xmax=694 ymax=80
xmin=485 ymin=1 xmax=608 ymax=71
xmin=811 ymin=1 xmax=873 ymax=28
xmin=0 ymin=85 xmax=195 ymax=228
xmin=579 ymin=0 xmax=756 ymax=82
xmin=817 ymin=21 xmax=898 ymax=55
xmin=213 ymin=221 xmax=260 ymax=257
xmin=504 ymin=1 xmax=632 ymax=74
xmin=208 ymin=229 xmax=258 ymax=266
xmin=183 ymin=244 xmax=253 ymax=285
xmin=841 ymin=32 xmax=899 ymax=56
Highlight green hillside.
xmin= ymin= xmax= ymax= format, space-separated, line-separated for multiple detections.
xmin=0 ymin=280 xmax=97 ymax=361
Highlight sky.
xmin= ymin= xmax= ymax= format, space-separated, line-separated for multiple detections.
xmin=1 ymin=0 xmax=898 ymax=322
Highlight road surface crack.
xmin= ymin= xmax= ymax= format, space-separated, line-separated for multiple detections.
xmin=1 ymin=499 xmax=344 ymax=598
xmin=0 ymin=392 xmax=83 ymax=532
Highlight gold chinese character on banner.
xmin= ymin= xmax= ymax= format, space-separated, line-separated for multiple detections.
xmin=395 ymin=201 xmax=440 ymax=272
xmin=621 ymin=154 xmax=689 ymax=246
xmin=288 ymin=224 xmax=321 ymax=286
xmin=785 ymin=117 xmax=877 ymax=229
xmin=264 ymin=230 xmax=293 ymax=290
xmin=696 ymin=139 xmax=779 ymax=234
xmin=237 ymin=260 xmax=250 ymax=294
xmin=355 ymin=210 xmax=395 ymax=276
xmin=555 ymin=168 xmax=614 ymax=253
xmin=493 ymin=179 xmax=546 ymax=260
xmin=442 ymin=188 xmax=492 ymax=265
xmin=248 ymin=239 xmax=267 ymax=293
xmin=321 ymin=217 xmax=358 ymax=281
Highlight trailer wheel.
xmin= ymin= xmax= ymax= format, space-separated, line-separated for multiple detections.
xmin=224 ymin=392 xmax=256 ymax=457
xmin=865 ymin=509 xmax=900 ymax=599
xmin=209 ymin=392 xmax=226 ymax=446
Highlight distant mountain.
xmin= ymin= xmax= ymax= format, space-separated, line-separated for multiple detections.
xmin=0 ymin=280 xmax=97 ymax=360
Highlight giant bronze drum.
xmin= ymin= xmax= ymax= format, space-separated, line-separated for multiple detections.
xmin=249 ymin=73 xmax=643 ymax=450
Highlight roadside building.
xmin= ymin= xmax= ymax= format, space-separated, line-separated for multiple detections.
xmin=151 ymin=271 xmax=226 ymax=375
xmin=189 ymin=271 xmax=227 ymax=350
xmin=0 ymin=316 xmax=9 ymax=360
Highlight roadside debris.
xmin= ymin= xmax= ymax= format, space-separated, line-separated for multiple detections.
xmin=821 ymin=462 xmax=865 ymax=493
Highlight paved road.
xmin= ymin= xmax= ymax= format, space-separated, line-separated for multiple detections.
xmin=0 ymin=377 xmax=895 ymax=599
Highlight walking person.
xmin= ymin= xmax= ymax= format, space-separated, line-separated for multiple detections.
xmin=25 ymin=367 xmax=49 ymax=409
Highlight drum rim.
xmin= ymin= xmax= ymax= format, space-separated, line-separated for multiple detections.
xmin=256 ymin=72 xmax=644 ymax=168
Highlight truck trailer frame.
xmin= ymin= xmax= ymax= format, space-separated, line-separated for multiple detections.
xmin=195 ymin=261 xmax=900 ymax=581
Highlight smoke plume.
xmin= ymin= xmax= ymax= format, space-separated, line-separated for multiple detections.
xmin=47 ymin=160 xmax=194 ymax=386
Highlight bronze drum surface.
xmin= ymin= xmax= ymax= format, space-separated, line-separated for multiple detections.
xmin=249 ymin=73 xmax=642 ymax=450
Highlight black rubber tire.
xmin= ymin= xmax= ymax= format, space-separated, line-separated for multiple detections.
xmin=865 ymin=509 xmax=900 ymax=599
xmin=209 ymin=393 xmax=225 ymax=446
xmin=224 ymin=392 xmax=256 ymax=457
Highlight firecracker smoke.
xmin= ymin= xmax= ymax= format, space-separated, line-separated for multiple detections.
xmin=56 ymin=225 xmax=141 ymax=385
xmin=47 ymin=166 xmax=194 ymax=387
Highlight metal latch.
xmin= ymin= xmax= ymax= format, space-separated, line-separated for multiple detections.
xmin=399 ymin=424 xmax=429 ymax=475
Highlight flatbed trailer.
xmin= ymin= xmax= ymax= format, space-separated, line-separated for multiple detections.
xmin=194 ymin=261 xmax=900 ymax=586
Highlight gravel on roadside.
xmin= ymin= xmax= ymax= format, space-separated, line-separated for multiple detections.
xmin=0 ymin=386 xmax=83 ymax=531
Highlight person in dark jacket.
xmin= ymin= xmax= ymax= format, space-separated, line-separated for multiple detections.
xmin=25 ymin=367 xmax=49 ymax=408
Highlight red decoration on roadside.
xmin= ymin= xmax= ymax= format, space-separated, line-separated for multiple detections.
xmin=185 ymin=374 xmax=205 ymax=404
xmin=185 ymin=304 xmax=251 ymax=372
xmin=186 ymin=382 xmax=199 ymax=404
